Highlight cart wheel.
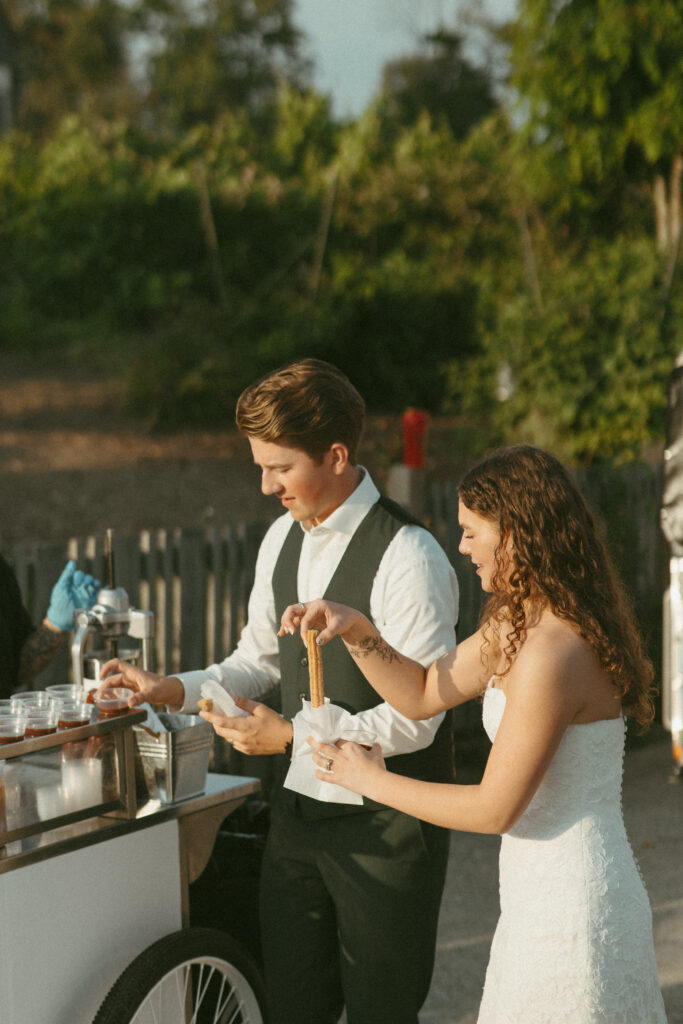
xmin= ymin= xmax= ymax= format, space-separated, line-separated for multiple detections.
xmin=93 ymin=926 xmax=266 ymax=1024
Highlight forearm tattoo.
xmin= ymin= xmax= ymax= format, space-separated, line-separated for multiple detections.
xmin=17 ymin=624 xmax=64 ymax=687
xmin=348 ymin=635 xmax=401 ymax=664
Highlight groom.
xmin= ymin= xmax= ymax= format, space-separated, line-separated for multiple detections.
xmin=100 ymin=358 xmax=459 ymax=1024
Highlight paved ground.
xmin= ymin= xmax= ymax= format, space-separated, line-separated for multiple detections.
xmin=420 ymin=726 xmax=683 ymax=1024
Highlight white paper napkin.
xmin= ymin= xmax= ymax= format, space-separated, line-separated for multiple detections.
xmin=284 ymin=698 xmax=376 ymax=805
xmin=200 ymin=680 xmax=249 ymax=718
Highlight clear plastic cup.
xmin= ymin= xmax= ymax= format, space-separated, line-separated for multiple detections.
xmin=93 ymin=687 xmax=134 ymax=718
xmin=24 ymin=705 xmax=60 ymax=737
xmin=13 ymin=690 xmax=54 ymax=708
xmin=47 ymin=685 xmax=87 ymax=703
xmin=0 ymin=711 xmax=27 ymax=744
xmin=0 ymin=698 xmax=23 ymax=713
xmin=61 ymin=757 xmax=103 ymax=808
xmin=57 ymin=702 xmax=93 ymax=730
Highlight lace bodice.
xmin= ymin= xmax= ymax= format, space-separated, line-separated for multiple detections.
xmin=477 ymin=684 xmax=667 ymax=1024
xmin=483 ymin=684 xmax=627 ymax=840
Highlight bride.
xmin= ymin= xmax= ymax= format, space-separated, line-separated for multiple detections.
xmin=280 ymin=444 xmax=667 ymax=1023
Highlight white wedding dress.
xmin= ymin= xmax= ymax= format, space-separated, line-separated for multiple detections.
xmin=478 ymin=684 xmax=668 ymax=1023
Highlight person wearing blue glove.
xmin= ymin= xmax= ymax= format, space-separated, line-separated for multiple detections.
xmin=45 ymin=560 xmax=100 ymax=632
xmin=0 ymin=557 xmax=99 ymax=698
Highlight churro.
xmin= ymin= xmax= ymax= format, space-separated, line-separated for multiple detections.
xmin=306 ymin=629 xmax=324 ymax=707
xmin=198 ymin=698 xmax=213 ymax=712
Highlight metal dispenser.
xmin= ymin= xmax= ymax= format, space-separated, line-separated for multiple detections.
xmin=71 ymin=529 xmax=154 ymax=690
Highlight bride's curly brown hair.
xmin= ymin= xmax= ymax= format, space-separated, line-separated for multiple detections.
xmin=458 ymin=445 xmax=656 ymax=728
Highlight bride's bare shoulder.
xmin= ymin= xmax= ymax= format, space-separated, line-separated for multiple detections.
xmin=513 ymin=614 xmax=598 ymax=683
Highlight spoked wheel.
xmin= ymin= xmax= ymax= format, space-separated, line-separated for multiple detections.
xmin=93 ymin=927 xmax=266 ymax=1024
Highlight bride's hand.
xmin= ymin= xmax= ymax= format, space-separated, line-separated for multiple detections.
xmin=307 ymin=736 xmax=386 ymax=795
xmin=278 ymin=599 xmax=372 ymax=647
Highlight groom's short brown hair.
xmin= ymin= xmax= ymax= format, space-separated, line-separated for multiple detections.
xmin=235 ymin=359 xmax=366 ymax=464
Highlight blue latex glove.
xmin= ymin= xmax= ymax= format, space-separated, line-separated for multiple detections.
xmin=46 ymin=560 xmax=101 ymax=632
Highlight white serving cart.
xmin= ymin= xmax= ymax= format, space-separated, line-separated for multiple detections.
xmin=0 ymin=708 xmax=265 ymax=1024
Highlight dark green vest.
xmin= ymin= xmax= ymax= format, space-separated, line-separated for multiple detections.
xmin=273 ymin=495 xmax=455 ymax=817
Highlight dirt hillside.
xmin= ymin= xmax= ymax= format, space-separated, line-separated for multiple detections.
xmin=0 ymin=359 xmax=461 ymax=547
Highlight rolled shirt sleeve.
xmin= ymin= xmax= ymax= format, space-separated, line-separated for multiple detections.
xmin=176 ymin=515 xmax=289 ymax=713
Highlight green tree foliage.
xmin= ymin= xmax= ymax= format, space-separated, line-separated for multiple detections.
xmin=1 ymin=0 xmax=680 ymax=461
xmin=445 ymin=237 xmax=680 ymax=463
xmin=378 ymin=29 xmax=498 ymax=141
xmin=0 ymin=106 xmax=320 ymax=348
xmin=1 ymin=117 xmax=205 ymax=328
xmin=10 ymin=0 xmax=136 ymax=135
xmin=0 ymin=92 xmax=517 ymax=419
xmin=249 ymin=106 xmax=516 ymax=412
xmin=6 ymin=0 xmax=309 ymax=137
xmin=505 ymin=0 xmax=683 ymax=247
xmin=145 ymin=0 xmax=309 ymax=131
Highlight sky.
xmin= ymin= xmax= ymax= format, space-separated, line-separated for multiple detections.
xmin=294 ymin=0 xmax=517 ymax=119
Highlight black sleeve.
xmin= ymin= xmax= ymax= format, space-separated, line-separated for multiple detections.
xmin=0 ymin=554 xmax=35 ymax=698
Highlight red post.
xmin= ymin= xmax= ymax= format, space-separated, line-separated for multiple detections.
xmin=402 ymin=408 xmax=429 ymax=469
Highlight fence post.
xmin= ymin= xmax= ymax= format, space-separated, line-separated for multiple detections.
xmin=178 ymin=528 xmax=208 ymax=672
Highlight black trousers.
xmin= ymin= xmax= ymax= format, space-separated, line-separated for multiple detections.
xmin=259 ymin=797 xmax=450 ymax=1024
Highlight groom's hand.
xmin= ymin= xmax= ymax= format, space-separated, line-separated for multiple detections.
xmin=200 ymin=695 xmax=293 ymax=755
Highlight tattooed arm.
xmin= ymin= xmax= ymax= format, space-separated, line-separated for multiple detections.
xmin=280 ymin=599 xmax=490 ymax=719
xmin=16 ymin=618 xmax=65 ymax=688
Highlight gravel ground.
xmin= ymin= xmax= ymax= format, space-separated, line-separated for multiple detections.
xmin=0 ymin=358 xmax=478 ymax=548
xmin=0 ymin=369 xmax=276 ymax=547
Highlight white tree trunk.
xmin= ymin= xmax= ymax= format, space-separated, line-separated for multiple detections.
xmin=654 ymin=155 xmax=682 ymax=255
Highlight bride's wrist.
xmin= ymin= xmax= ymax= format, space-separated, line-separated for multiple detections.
xmin=338 ymin=612 xmax=372 ymax=645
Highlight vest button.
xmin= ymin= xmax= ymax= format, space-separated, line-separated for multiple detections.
xmin=298 ymin=692 xmax=306 ymax=701
xmin=300 ymin=656 xmax=308 ymax=667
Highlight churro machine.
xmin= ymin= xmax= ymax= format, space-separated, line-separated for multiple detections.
xmin=71 ymin=529 xmax=154 ymax=690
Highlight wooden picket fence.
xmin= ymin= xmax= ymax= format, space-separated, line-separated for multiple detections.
xmin=7 ymin=462 xmax=665 ymax=757
xmin=8 ymin=521 xmax=272 ymax=691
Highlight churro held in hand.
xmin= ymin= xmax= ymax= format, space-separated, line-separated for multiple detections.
xmin=285 ymin=628 xmax=364 ymax=805
xmin=306 ymin=629 xmax=324 ymax=707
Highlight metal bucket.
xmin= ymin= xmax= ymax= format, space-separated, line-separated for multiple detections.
xmin=134 ymin=714 xmax=213 ymax=804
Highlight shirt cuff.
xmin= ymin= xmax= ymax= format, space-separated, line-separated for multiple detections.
xmin=172 ymin=670 xmax=206 ymax=714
